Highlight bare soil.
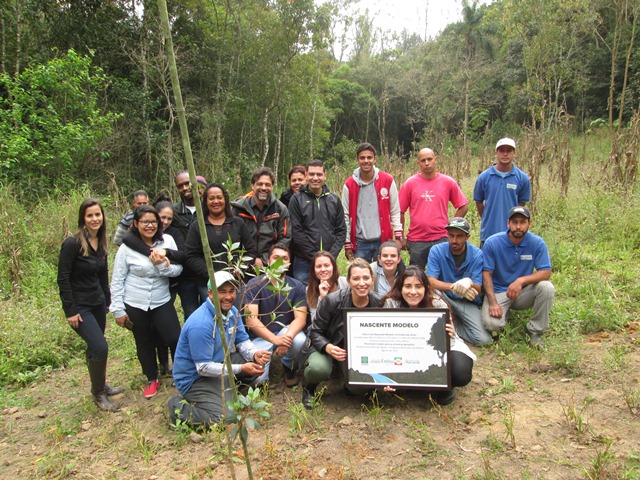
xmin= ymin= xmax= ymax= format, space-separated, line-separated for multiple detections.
xmin=2 ymin=325 xmax=639 ymax=479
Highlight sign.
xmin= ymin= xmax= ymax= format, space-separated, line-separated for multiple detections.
xmin=343 ymin=308 xmax=450 ymax=390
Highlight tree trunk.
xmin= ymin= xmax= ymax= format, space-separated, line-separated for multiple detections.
xmin=13 ymin=0 xmax=20 ymax=73
xmin=261 ymin=107 xmax=269 ymax=167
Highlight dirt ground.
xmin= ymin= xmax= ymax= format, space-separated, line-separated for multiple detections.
xmin=2 ymin=324 xmax=639 ymax=480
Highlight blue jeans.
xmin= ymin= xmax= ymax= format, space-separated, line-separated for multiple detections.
xmin=354 ymin=239 xmax=382 ymax=263
xmin=250 ymin=326 xmax=307 ymax=385
xmin=292 ymin=258 xmax=311 ymax=286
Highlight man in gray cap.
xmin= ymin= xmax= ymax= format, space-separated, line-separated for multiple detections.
xmin=473 ymin=138 xmax=531 ymax=247
xmin=427 ymin=217 xmax=492 ymax=346
xmin=481 ymin=206 xmax=554 ymax=346
xmin=168 ymin=271 xmax=271 ymax=428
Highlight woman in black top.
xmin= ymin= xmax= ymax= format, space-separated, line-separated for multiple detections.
xmin=57 ymin=198 xmax=122 ymax=412
xmin=185 ymin=183 xmax=256 ymax=301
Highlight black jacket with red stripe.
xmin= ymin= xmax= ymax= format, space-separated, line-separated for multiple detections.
xmin=231 ymin=193 xmax=291 ymax=265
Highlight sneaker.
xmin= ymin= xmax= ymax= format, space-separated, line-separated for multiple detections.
xmin=143 ymin=380 xmax=160 ymax=398
xmin=283 ymin=366 xmax=299 ymax=387
xmin=528 ymin=332 xmax=544 ymax=348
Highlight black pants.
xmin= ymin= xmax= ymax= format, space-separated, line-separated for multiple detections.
xmin=73 ymin=303 xmax=108 ymax=361
xmin=450 ymin=350 xmax=473 ymax=387
xmin=126 ymin=302 xmax=181 ymax=381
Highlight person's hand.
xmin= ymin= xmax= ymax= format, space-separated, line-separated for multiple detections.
xmin=254 ymin=258 xmax=264 ymax=269
xmin=149 ymin=250 xmax=166 ymax=265
xmin=151 ymin=248 xmax=167 ymax=257
xmin=67 ymin=313 xmax=83 ymax=329
xmin=400 ymin=238 xmax=408 ymax=250
xmin=253 ymin=350 xmax=271 ymax=366
xmin=241 ymin=362 xmax=265 ymax=376
xmin=318 ymin=280 xmax=331 ymax=299
xmin=115 ymin=315 xmax=129 ymax=328
xmin=275 ymin=345 xmax=289 ymax=356
xmin=394 ymin=238 xmax=403 ymax=251
xmin=506 ymin=279 xmax=523 ymax=300
xmin=488 ymin=303 xmax=503 ymax=319
xmin=345 ymin=250 xmax=355 ymax=261
xmin=383 ymin=386 xmax=397 ymax=393
xmin=463 ymin=286 xmax=478 ymax=301
xmin=446 ymin=320 xmax=456 ymax=338
xmin=274 ymin=334 xmax=293 ymax=349
xmin=451 ymin=277 xmax=472 ymax=296
xmin=326 ymin=343 xmax=346 ymax=362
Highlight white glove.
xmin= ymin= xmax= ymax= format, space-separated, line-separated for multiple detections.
xmin=451 ymin=278 xmax=472 ymax=296
xmin=463 ymin=286 xmax=478 ymax=301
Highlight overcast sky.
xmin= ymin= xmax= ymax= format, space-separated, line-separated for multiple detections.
xmin=322 ymin=0 xmax=494 ymax=57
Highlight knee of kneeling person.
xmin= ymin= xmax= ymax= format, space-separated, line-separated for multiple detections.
xmin=535 ymin=280 xmax=555 ymax=297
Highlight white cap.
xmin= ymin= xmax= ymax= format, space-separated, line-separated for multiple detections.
xmin=495 ymin=138 xmax=516 ymax=150
xmin=207 ymin=271 xmax=237 ymax=290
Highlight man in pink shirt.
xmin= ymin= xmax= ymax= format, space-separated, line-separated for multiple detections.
xmin=399 ymin=148 xmax=469 ymax=269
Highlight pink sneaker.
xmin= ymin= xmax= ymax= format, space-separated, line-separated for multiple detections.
xmin=143 ymin=380 xmax=159 ymax=398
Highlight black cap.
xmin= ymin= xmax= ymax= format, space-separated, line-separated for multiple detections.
xmin=508 ymin=206 xmax=531 ymax=220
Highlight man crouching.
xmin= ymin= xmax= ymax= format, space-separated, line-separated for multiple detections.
xmin=168 ymin=271 xmax=270 ymax=428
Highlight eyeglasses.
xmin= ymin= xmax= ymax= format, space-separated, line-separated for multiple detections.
xmin=139 ymin=220 xmax=158 ymax=226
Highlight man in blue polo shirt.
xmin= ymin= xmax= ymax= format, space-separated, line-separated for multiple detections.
xmin=168 ymin=271 xmax=270 ymax=428
xmin=474 ymin=138 xmax=531 ymax=247
xmin=243 ymin=244 xmax=308 ymax=387
xmin=482 ymin=206 xmax=555 ymax=346
xmin=428 ymin=217 xmax=493 ymax=346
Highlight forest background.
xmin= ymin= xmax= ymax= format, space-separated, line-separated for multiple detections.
xmin=1 ymin=0 xmax=640 ymax=478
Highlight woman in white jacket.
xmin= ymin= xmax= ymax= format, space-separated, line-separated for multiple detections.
xmin=383 ymin=265 xmax=475 ymax=405
xmin=111 ymin=205 xmax=183 ymax=399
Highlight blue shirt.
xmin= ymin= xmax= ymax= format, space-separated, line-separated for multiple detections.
xmin=172 ymin=301 xmax=249 ymax=395
xmin=482 ymin=231 xmax=551 ymax=294
xmin=243 ymin=274 xmax=308 ymax=337
xmin=427 ymin=241 xmax=483 ymax=305
xmin=473 ymin=165 xmax=531 ymax=241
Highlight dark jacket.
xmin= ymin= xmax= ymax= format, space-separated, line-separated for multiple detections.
xmin=288 ymin=185 xmax=346 ymax=262
xmin=172 ymin=201 xmax=196 ymax=239
xmin=231 ymin=193 xmax=291 ymax=265
xmin=57 ymin=235 xmax=111 ymax=317
xmin=185 ymin=216 xmax=257 ymax=279
xmin=279 ymin=188 xmax=294 ymax=207
xmin=309 ymin=287 xmax=383 ymax=353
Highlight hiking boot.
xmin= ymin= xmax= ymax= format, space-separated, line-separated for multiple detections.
xmin=159 ymin=361 xmax=172 ymax=377
xmin=283 ymin=366 xmax=299 ymax=387
xmin=143 ymin=380 xmax=160 ymax=398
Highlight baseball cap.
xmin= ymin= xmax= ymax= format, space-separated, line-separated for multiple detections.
xmin=445 ymin=217 xmax=471 ymax=234
xmin=496 ymin=138 xmax=516 ymax=150
xmin=207 ymin=271 xmax=237 ymax=290
xmin=508 ymin=206 xmax=531 ymax=219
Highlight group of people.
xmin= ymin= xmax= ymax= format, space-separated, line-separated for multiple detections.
xmin=57 ymin=137 xmax=555 ymax=429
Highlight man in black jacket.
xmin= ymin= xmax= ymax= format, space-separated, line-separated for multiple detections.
xmin=231 ymin=167 xmax=291 ymax=270
xmin=172 ymin=170 xmax=207 ymax=318
xmin=288 ymin=160 xmax=346 ymax=285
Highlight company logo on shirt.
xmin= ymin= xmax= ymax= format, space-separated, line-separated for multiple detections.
xmin=420 ymin=190 xmax=434 ymax=202
xmin=507 ymin=183 xmax=517 ymax=190
xmin=380 ymin=187 xmax=389 ymax=200
xmin=520 ymin=255 xmax=533 ymax=260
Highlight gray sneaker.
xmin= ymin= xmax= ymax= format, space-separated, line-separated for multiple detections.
xmin=528 ymin=332 xmax=544 ymax=348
